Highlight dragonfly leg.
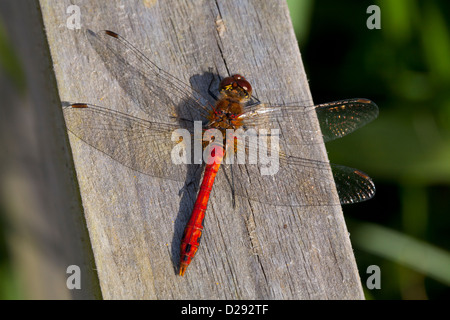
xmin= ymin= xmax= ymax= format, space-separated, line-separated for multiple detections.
xmin=178 ymin=164 xmax=204 ymax=196
xmin=230 ymin=163 xmax=237 ymax=209
xmin=207 ymin=68 xmax=218 ymax=101
xmin=245 ymin=95 xmax=261 ymax=108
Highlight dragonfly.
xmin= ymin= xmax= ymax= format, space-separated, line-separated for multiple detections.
xmin=63 ymin=30 xmax=378 ymax=276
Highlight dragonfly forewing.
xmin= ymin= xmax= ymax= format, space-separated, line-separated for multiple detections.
xmin=240 ymin=98 xmax=378 ymax=144
xmin=315 ymin=98 xmax=379 ymax=142
xmin=86 ymin=30 xmax=212 ymax=124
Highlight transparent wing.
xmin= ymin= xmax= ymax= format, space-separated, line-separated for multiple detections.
xmin=222 ymin=138 xmax=375 ymax=206
xmin=315 ymin=99 xmax=379 ymax=142
xmin=222 ymin=152 xmax=338 ymax=207
xmin=64 ymin=103 xmax=376 ymax=206
xmin=226 ymin=98 xmax=378 ymax=205
xmin=329 ymin=164 xmax=376 ymax=204
xmin=86 ymin=30 xmax=212 ymax=123
xmin=63 ymin=103 xmax=198 ymax=181
xmin=69 ymin=30 xmax=377 ymax=207
xmin=240 ymin=98 xmax=379 ymax=143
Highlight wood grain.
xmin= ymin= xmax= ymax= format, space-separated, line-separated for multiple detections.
xmin=0 ymin=0 xmax=101 ymax=299
xmin=40 ymin=0 xmax=365 ymax=299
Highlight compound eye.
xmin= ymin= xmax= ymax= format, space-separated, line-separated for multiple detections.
xmin=232 ymin=74 xmax=245 ymax=80
xmin=236 ymin=79 xmax=252 ymax=97
xmin=219 ymin=74 xmax=252 ymax=99
xmin=219 ymin=76 xmax=235 ymax=92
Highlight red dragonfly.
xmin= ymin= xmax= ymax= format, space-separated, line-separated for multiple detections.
xmin=64 ymin=30 xmax=378 ymax=276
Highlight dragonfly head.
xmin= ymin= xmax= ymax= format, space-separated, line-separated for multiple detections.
xmin=219 ymin=74 xmax=252 ymax=101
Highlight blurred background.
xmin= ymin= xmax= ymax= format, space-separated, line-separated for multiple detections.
xmin=287 ymin=0 xmax=450 ymax=299
xmin=1 ymin=0 xmax=449 ymax=299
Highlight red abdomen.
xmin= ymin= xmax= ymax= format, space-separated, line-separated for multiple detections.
xmin=179 ymin=144 xmax=224 ymax=276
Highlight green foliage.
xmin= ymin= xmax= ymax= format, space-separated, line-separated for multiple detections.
xmin=287 ymin=0 xmax=450 ymax=299
xmin=0 ymin=21 xmax=26 ymax=94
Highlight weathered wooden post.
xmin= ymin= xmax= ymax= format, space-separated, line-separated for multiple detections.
xmin=2 ymin=0 xmax=365 ymax=299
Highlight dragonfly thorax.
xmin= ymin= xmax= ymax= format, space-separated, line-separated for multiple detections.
xmin=206 ymin=74 xmax=251 ymax=131
xmin=207 ymin=97 xmax=244 ymax=131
